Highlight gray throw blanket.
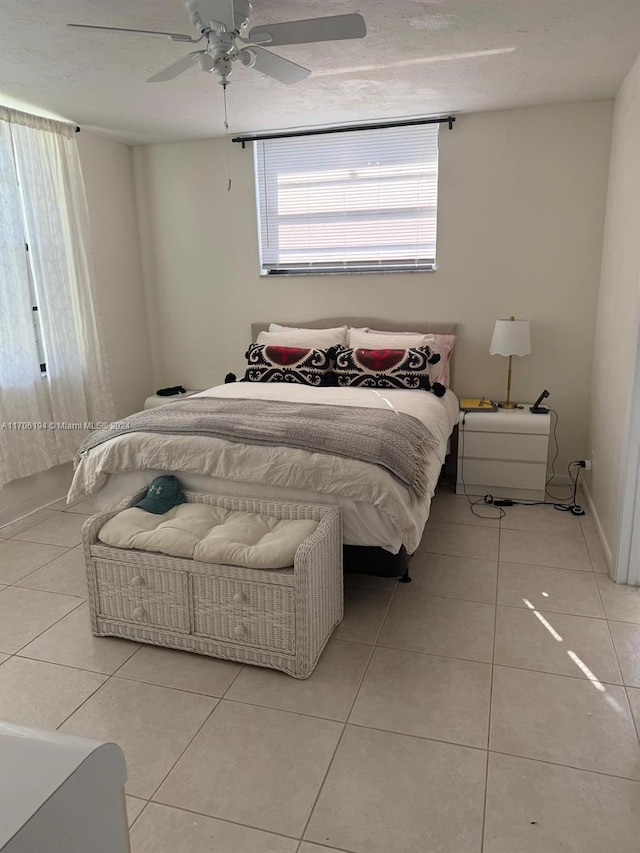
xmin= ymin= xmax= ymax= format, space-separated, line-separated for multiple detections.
xmin=76 ymin=397 xmax=438 ymax=501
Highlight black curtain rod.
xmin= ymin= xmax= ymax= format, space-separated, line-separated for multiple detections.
xmin=232 ymin=115 xmax=455 ymax=147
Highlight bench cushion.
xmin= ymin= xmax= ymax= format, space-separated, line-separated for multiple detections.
xmin=97 ymin=504 xmax=319 ymax=569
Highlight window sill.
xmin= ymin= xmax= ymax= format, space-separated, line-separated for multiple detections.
xmin=261 ymin=265 xmax=437 ymax=277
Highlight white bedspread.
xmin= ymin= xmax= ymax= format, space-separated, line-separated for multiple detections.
xmin=69 ymin=384 xmax=459 ymax=553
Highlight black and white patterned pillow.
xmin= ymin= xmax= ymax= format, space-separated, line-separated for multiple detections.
xmin=244 ymin=343 xmax=334 ymax=386
xmin=333 ymin=345 xmax=445 ymax=396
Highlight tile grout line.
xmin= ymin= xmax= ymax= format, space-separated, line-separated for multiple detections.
xmin=54 ymin=638 xmax=144 ymax=731
xmin=0 ymin=539 xmax=77 ymax=587
xmin=0 ymin=507 xmax=65 ymax=538
xmin=479 ymin=526 xmax=500 ymax=853
xmin=8 ymin=528 xmax=88 ymax=548
xmin=295 ymin=577 xmax=400 ymax=846
xmin=371 ymin=574 xmax=401 ymax=645
xmin=143 ymin=660 xmax=248 ymax=804
xmin=3 ymin=595 xmax=86 ymax=658
xmin=497 ymin=601 xmax=608 ymax=622
xmin=490 ymin=661 xmax=628 ymax=690
xmin=411 ymin=593 xmax=609 ymax=622
xmin=127 ymin=799 xmax=149 ymax=831
xmin=2 ymin=508 xmax=91 ymax=548
xmin=6 ymin=536 xmax=85 ymax=586
xmin=486 ymin=748 xmax=640 ymax=784
xmin=138 ymin=797 xmax=303 ymax=846
xmin=623 ymin=685 xmax=640 ymax=747
xmin=592 ymin=577 xmax=640 ymax=747
xmin=422 ymin=549 xmax=594 ymax=573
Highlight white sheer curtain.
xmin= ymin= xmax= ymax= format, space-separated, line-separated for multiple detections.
xmin=0 ymin=107 xmax=115 ymax=488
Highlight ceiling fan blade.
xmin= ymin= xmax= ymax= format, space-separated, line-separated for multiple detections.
xmin=67 ymin=23 xmax=195 ymax=42
xmin=249 ymin=14 xmax=366 ymax=47
xmin=250 ymin=47 xmax=311 ymax=84
xmin=146 ymin=50 xmax=205 ymax=82
xmin=187 ymin=0 xmax=235 ymax=32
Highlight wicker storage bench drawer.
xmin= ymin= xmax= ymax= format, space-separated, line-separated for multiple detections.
xmin=83 ymin=492 xmax=343 ymax=678
xmin=94 ymin=561 xmax=190 ymax=633
xmin=191 ymin=575 xmax=296 ymax=652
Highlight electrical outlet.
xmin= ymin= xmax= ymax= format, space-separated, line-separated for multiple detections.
xmin=582 ymin=459 xmax=592 ymax=471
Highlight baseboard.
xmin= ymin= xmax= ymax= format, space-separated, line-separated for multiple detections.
xmin=582 ymin=480 xmax=613 ymax=570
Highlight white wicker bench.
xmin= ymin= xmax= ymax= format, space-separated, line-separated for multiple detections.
xmin=82 ymin=492 xmax=343 ymax=678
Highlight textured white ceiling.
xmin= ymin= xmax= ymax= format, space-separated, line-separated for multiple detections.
xmin=0 ymin=0 xmax=639 ymax=144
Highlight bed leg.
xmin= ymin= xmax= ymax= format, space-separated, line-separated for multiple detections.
xmin=399 ymin=570 xmax=412 ymax=583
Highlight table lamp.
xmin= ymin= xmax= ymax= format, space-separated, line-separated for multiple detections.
xmin=490 ymin=316 xmax=531 ymax=408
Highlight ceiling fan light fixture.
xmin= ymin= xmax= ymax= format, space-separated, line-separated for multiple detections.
xmin=239 ymin=48 xmax=256 ymax=68
xmin=199 ymin=53 xmax=215 ymax=72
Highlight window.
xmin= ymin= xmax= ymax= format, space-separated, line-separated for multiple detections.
xmin=254 ymin=123 xmax=439 ymax=275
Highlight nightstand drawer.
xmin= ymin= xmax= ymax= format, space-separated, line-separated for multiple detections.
xmin=462 ymin=431 xmax=549 ymax=463
xmin=460 ymin=459 xmax=547 ymax=491
xmin=459 ymin=409 xmax=550 ymax=434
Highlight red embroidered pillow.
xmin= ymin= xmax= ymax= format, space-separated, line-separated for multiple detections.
xmin=244 ymin=343 xmax=334 ymax=386
xmin=333 ymin=346 xmax=445 ymax=395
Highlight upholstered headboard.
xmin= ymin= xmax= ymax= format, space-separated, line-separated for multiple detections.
xmin=251 ymin=318 xmax=458 ymax=340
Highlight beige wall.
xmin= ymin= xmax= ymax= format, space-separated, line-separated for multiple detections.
xmin=587 ymin=55 xmax=640 ymax=568
xmin=76 ymin=132 xmax=152 ymax=419
xmin=0 ymin=131 xmax=151 ymax=523
xmin=134 ymin=100 xmax=613 ymax=473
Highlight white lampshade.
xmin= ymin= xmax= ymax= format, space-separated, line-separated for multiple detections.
xmin=490 ymin=318 xmax=531 ymax=356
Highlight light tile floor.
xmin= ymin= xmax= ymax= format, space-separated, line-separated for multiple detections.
xmin=0 ymin=490 xmax=639 ymax=852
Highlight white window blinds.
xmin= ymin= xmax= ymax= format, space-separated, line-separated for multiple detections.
xmin=254 ymin=123 xmax=439 ymax=275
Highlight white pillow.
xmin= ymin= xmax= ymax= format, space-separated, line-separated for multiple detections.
xmin=269 ymin=323 xmax=348 ymax=346
xmin=348 ymin=327 xmax=429 ymax=349
xmin=258 ymin=325 xmax=347 ymax=348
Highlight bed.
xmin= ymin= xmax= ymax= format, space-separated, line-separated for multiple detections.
xmin=69 ymin=317 xmax=459 ymax=579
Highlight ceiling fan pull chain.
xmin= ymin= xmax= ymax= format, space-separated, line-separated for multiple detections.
xmin=223 ymin=82 xmax=232 ymax=192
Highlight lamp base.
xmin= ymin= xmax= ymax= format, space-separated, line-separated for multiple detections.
xmin=498 ymin=401 xmax=518 ymax=409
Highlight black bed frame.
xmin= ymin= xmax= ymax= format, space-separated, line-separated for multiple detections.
xmin=344 ymin=545 xmax=412 ymax=583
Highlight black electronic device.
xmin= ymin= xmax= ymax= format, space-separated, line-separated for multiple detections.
xmin=530 ymin=389 xmax=550 ymax=414
xmin=156 ymin=385 xmax=186 ymax=397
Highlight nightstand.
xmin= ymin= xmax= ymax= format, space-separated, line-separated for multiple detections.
xmin=143 ymin=390 xmax=202 ymax=409
xmin=456 ymin=407 xmax=551 ymax=501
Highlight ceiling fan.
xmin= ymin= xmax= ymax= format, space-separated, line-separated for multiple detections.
xmin=68 ymin=0 xmax=367 ymax=87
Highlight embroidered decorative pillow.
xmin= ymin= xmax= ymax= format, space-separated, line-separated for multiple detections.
xmin=244 ymin=343 xmax=334 ymax=386
xmin=333 ymin=346 xmax=446 ymax=396
xmin=348 ymin=328 xmax=456 ymax=387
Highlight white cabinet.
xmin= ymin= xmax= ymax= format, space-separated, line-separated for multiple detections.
xmin=456 ymin=407 xmax=551 ymax=501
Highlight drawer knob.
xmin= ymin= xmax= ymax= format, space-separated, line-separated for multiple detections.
xmin=233 ymin=624 xmax=246 ymax=637
xmin=133 ymin=606 xmax=145 ymax=620
xmin=131 ymin=576 xmax=144 ymax=587
xmin=233 ymin=592 xmax=245 ymax=604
